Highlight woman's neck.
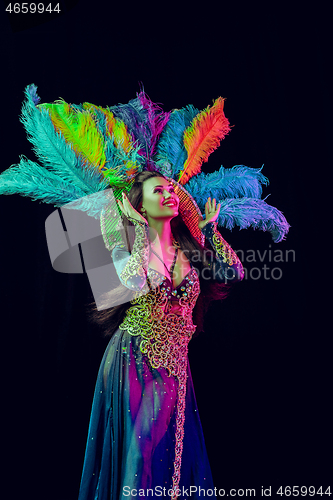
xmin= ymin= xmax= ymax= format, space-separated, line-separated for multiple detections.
xmin=147 ymin=218 xmax=173 ymax=249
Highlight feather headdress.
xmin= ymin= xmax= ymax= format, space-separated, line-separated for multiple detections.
xmin=0 ymin=84 xmax=289 ymax=242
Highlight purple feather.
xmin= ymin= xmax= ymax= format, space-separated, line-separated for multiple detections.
xmin=137 ymin=91 xmax=170 ymax=160
xmin=110 ymin=91 xmax=170 ymax=169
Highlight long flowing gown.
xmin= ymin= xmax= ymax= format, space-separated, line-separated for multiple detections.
xmin=78 ymin=219 xmax=243 ymax=499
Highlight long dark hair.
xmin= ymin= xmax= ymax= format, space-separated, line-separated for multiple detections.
xmin=87 ymin=171 xmax=229 ymax=337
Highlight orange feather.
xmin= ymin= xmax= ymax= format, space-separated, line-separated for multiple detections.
xmin=178 ymin=97 xmax=231 ymax=185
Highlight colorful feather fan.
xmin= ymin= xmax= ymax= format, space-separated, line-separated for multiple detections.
xmin=0 ymin=84 xmax=290 ymax=241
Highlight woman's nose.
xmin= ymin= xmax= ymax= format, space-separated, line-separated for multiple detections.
xmin=163 ymin=190 xmax=171 ymax=198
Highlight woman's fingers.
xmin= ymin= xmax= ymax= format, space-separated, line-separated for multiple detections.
xmin=121 ymin=192 xmax=132 ymax=217
xmin=206 ymin=197 xmax=217 ymax=213
xmin=117 ymin=192 xmax=147 ymax=224
xmin=116 ymin=198 xmax=125 ymax=214
xmin=204 ymin=197 xmax=220 ymax=222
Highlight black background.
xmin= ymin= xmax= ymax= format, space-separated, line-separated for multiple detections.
xmin=1 ymin=2 xmax=330 ymax=499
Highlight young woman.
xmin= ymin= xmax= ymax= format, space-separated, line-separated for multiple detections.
xmin=0 ymin=85 xmax=287 ymax=500
xmin=78 ymin=171 xmax=244 ymax=500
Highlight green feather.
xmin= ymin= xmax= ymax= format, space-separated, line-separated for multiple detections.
xmin=20 ymin=85 xmax=108 ymax=195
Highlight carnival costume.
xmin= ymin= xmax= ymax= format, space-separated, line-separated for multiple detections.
xmin=0 ymin=85 xmax=289 ymax=499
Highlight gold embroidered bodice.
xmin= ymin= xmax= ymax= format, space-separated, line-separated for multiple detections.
xmin=119 ymin=266 xmax=200 ymax=378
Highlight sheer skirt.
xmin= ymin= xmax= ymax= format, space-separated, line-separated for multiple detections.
xmin=78 ymin=329 xmax=216 ymax=499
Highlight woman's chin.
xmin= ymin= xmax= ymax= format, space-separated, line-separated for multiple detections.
xmin=159 ymin=206 xmax=179 ymax=217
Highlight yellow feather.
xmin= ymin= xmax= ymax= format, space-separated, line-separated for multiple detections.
xmin=42 ymin=101 xmax=106 ymax=169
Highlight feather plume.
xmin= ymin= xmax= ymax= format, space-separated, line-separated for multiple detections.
xmin=19 ymin=85 xmax=108 ymax=195
xmin=110 ymin=96 xmax=150 ymax=160
xmin=27 ymin=83 xmax=41 ymax=105
xmin=185 ymin=165 xmax=269 ymax=201
xmin=101 ymin=139 xmax=144 ymax=185
xmin=214 ymin=198 xmax=290 ymax=242
xmin=137 ymin=91 xmax=170 ymax=162
xmin=40 ymin=100 xmax=107 ymax=169
xmin=178 ymin=97 xmax=231 ymax=185
xmin=0 ymin=156 xmax=87 ymax=206
xmin=83 ymin=103 xmax=133 ymax=153
xmin=154 ymin=105 xmax=200 ymax=178
xmin=110 ymin=91 xmax=170 ymax=168
xmin=81 ymin=102 xmax=143 ymax=182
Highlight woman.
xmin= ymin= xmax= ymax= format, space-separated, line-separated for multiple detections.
xmin=0 ymin=86 xmax=287 ymax=499
xmin=78 ymin=171 xmax=244 ymax=500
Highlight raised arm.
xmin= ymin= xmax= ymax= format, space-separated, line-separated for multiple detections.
xmin=112 ymin=217 xmax=150 ymax=290
xmin=198 ymin=197 xmax=244 ymax=284
xmin=200 ymin=221 xmax=244 ymax=284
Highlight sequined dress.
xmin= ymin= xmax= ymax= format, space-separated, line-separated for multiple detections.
xmin=78 ymin=220 xmax=243 ymax=500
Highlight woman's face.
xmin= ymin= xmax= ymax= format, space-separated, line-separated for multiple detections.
xmin=141 ymin=177 xmax=179 ymax=219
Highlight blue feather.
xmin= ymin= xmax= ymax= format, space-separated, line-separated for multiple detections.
xmin=214 ymin=197 xmax=290 ymax=242
xmin=27 ymin=83 xmax=41 ymax=105
xmin=20 ymin=85 xmax=108 ymax=195
xmin=154 ymin=105 xmax=200 ymax=178
xmin=185 ymin=165 xmax=269 ymax=202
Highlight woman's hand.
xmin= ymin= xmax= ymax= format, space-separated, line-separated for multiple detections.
xmin=198 ymin=197 xmax=221 ymax=230
xmin=117 ymin=192 xmax=148 ymax=224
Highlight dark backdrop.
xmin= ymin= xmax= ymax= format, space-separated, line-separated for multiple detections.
xmin=1 ymin=2 xmax=330 ymax=499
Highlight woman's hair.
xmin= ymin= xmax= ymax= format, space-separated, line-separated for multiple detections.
xmin=87 ymin=170 xmax=229 ymax=337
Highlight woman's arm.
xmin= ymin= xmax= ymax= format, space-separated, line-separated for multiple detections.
xmin=200 ymin=221 xmax=244 ymax=284
xmin=198 ymin=197 xmax=244 ymax=284
xmin=112 ymin=217 xmax=150 ymax=290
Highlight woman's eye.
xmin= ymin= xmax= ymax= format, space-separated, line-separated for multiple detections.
xmin=154 ymin=187 xmax=174 ymax=193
